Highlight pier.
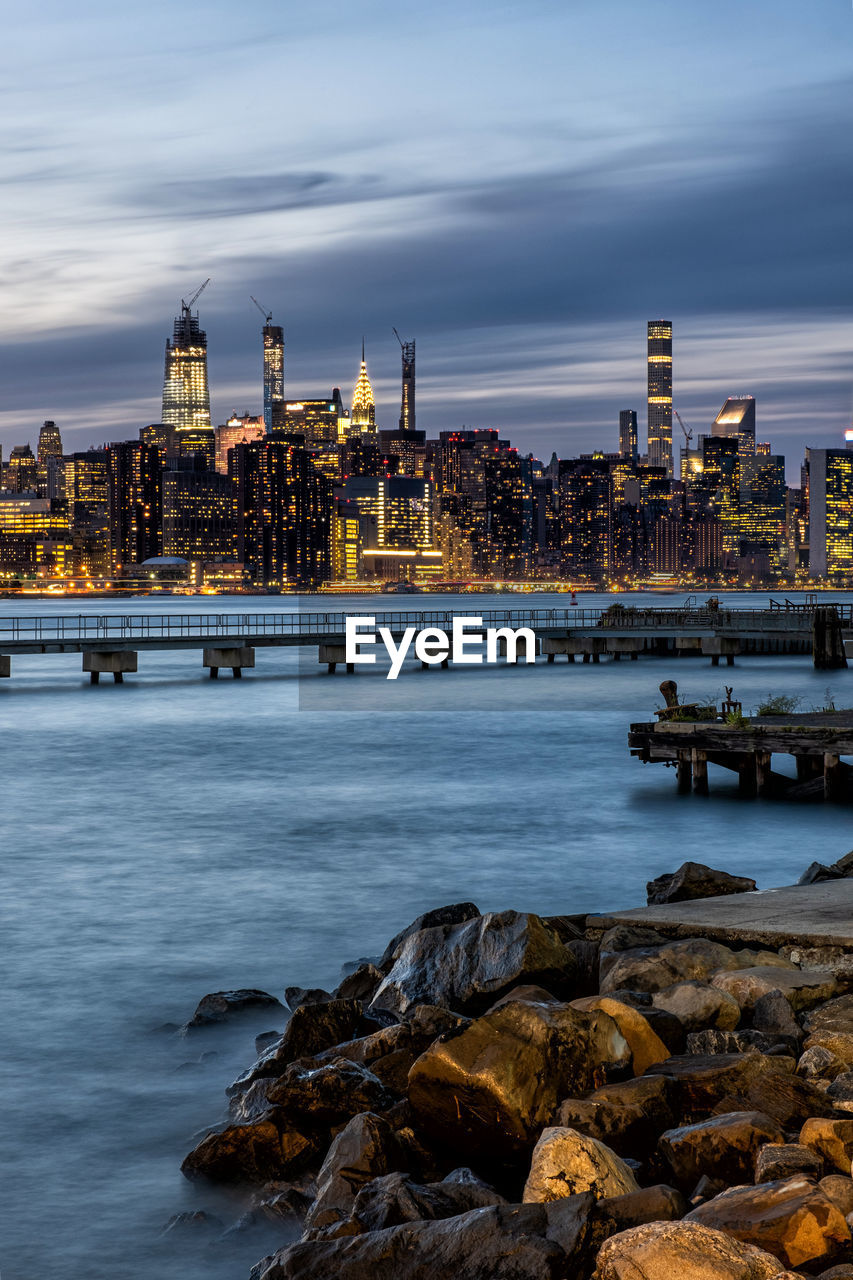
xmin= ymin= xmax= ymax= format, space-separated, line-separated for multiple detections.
xmin=629 ymin=709 xmax=853 ymax=803
xmin=0 ymin=601 xmax=850 ymax=682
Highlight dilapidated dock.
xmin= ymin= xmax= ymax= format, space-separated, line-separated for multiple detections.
xmin=629 ymin=709 xmax=853 ymax=803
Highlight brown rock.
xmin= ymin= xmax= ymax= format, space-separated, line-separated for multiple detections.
xmin=377 ymin=902 xmax=481 ymax=971
xmin=370 ymin=910 xmax=578 ymax=1017
xmin=646 ymin=1053 xmax=834 ymax=1128
xmin=799 ymin=1046 xmax=845 ymax=1081
xmin=652 ymin=981 xmax=741 ymax=1032
xmin=522 ymin=1127 xmax=639 ymax=1203
xmin=711 ymin=968 xmax=839 ymax=1014
xmin=600 ymin=937 xmax=740 ymax=995
xmin=181 ymin=1112 xmax=318 ymax=1185
xmin=185 ymin=988 xmax=284 ymax=1029
xmin=407 ymin=996 xmax=631 ymax=1159
xmin=820 ymin=1176 xmax=853 ymax=1218
xmin=336 ymin=964 xmax=384 ymax=1003
xmin=556 ymin=1074 xmax=675 ymax=1157
xmin=587 ymin=1185 xmax=687 ymax=1256
xmin=350 ymin=1168 xmax=507 ymax=1233
xmin=659 ymin=1111 xmax=785 ymax=1189
xmin=801 ymin=1119 xmax=853 ymax=1174
xmin=647 ymin=861 xmax=757 ymax=906
xmin=592 ymin=1220 xmax=789 ymax=1279
xmin=570 ymin=996 xmax=670 ymax=1075
xmin=265 ymin=1057 xmax=397 ymax=1126
xmin=805 ymin=996 xmax=853 ymax=1066
xmin=686 ymin=1175 xmax=851 ymax=1269
xmin=303 ymin=1112 xmax=407 ymax=1237
xmin=755 ymin=1143 xmax=824 ymax=1183
xmin=229 ymin=999 xmax=374 ymax=1096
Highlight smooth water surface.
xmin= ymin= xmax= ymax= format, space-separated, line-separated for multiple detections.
xmin=2 ymin=591 xmax=851 ymax=1279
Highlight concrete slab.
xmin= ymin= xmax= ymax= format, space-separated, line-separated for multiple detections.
xmin=587 ymin=880 xmax=853 ymax=949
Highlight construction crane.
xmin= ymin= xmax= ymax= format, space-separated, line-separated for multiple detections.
xmin=250 ymin=296 xmax=273 ymax=325
xmin=182 ymin=278 xmax=210 ymax=314
xmin=674 ymin=409 xmax=693 ymax=444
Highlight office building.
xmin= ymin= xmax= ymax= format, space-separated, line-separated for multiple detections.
xmin=162 ymin=286 xmax=211 ymax=433
xmin=739 ymin=451 xmax=786 ymax=569
xmin=395 ymin=332 xmax=415 ymax=431
xmin=215 ymin=415 xmax=265 ymax=475
xmin=712 ymin=396 xmax=756 ymax=459
xmin=6 ymin=444 xmax=37 ymax=493
xmin=647 ymin=320 xmax=673 ymax=476
xmin=107 ymin=441 xmax=162 ymax=570
xmin=139 ymin=423 xmax=179 ymax=461
xmin=378 ymin=428 xmax=426 ymax=478
xmin=0 ymin=494 xmax=72 ymax=576
xmin=65 ymin=450 xmax=110 ymax=575
xmin=559 ymin=457 xmax=610 ymax=581
xmin=341 ymin=475 xmax=433 ymax=552
xmin=808 ymin=448 xmax=853 ymax=581
xmin=619 ymin=410 xmax=638 ymax=463
xmin=282 ymin=391 xmax=349 ymax=447
xmin=262 ymin=324 xmax=285 ymax=433
xmin=162 ymin=463 xmax=237 ymax=561
xmin=350 ymin=344 xmax=376 ymax=431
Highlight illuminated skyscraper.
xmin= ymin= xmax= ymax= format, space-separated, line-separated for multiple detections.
xmin=351 ymin=342 xmax=376 ymax=430
xmin=107 ymin=441 xmax=162 ymax=570
xmin=808 ymin=447 xmax=853 ymax=581
xmin=37 ymin=420 xmax=62 ymax=465
xmin=394 ymin=330 xmax=415 ymax=431
xmin=647 ymin=321 xmax=673 ymax=476
xmin=162 ymin=282 xmax=212 ymax=438
xmin=619 ymin=410 xmax=638 ymax=462
xmin=712 ymin=396 xmax=756 ymax=459
xmin=263 ymin=324 xmax=285 ymax=433
xmin=214 ymin=414 xmax=265 ymax=474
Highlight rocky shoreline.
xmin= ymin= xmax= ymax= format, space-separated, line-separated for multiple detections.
xmin=178 ymin=861 xmax=853 ymax=1278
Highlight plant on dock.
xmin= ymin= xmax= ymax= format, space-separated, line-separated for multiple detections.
xmin=813 ymin=688 xmax=837 ymax=713
xmin=724 ymin=709 xmax=749 ymax=728
xmin=755 ymin=693 xmax=801 ymax=716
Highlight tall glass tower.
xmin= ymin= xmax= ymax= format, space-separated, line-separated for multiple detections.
xmin=394 ymin=330 xmax=415 ymax=431
xmin=647 ymin=320 xmax=673 ymax=475
xmin=162 ymin=284 xmax=212 ymax=434
xmin=351 ymin=342 xmax=376 ymax=432
xmin=263 ymin=325 xmax=285 ymax=433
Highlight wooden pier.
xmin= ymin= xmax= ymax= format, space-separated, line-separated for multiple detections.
xmin=629 ymin=709 xmax=853 ymax=803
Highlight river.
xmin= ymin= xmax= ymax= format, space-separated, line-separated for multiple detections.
xmin=2 ymin=590 xmax=850 ymax=1278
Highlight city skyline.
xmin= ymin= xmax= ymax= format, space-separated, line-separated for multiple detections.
xmin=2 ymin=1 xmax=852 ymax=472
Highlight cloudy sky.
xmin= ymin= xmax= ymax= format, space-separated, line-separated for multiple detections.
xmin=2 ymin=0 xmax=852 ymax=475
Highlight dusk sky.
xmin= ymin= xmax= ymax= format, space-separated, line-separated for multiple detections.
xmin=4 ymin=0 xmax=852 ymax=475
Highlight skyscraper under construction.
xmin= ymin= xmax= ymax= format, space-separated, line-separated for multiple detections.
xmin=162 ymin=281 xmax=212 ymax=448
xmin=394 ymin=330 xmax=415 ymax=432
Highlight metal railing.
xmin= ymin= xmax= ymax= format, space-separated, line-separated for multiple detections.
xmin=0 ymin=602 xmax=843 ymax=646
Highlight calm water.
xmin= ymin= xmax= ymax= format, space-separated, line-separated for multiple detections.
xmin=2 ymin=590 xmax=852 ymax=1279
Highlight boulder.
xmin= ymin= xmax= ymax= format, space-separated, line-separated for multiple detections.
xmin=799 ymin=1047 xmax=846 ymax=1080
xmin=586 ymin=1185 xmax=687 ymax=1255
xmin=686 ymin=1175 xmax=852 ymax=1269
xmin=370 ymin=911 xmax=578 ymax=1017
xmin=652 ymin=981 xmax=741 ymax=1032
xmin=784 ymin=946 xmax=853 ymax=985
xmin=522 ymin=1127 xmax=639 ymax=1203
xmin=753 ymin=990 xmax=803 ymax=1043
xmin=659 ymin=1111 xmax=784 ymax=1189
xmin=592 ymin=1220 xmax=789 ymax=1279
xmin=181 ymin=1112 xmax=318 ymax=1184
xmin=570 ymin=996 xmax=669 ymax=1075
xmin=712 ymin=968 xmax=839 ymax=1014
xmin=755 ymin=1143 xmax=825 ymax=1183
xmin=184 ymin=989 xmax=284 ymax=1030
xmin=253 ymin=1198 xmax=595 ymax=1280
xmin=646 ymin=1053 xmax=835 ymax=1128
xmin=229 ymin=1000 xmax=379 ymax=1094
xmin=314 ymin=1005 xmax=466 ymax=1095
xmin=160 ymin=1209 xmax=223 ymax=1234
xmin=800 ymin=1119 xmax=853 ymax=1174
xmin=302 ymin=1112 xmax=407 ymax=1237
xmin=685 ymin=1029 xmax=789 ymax=1057
xmin=285 ymin=987 xmax=332 ymax=1012
xmin=377 ymin=902 xmax=481 ymax=971
xmin=828 ymin=1072 xmax=853 ymax=1112
xmin=800 ymin=862 xmax=844 ymax=885
xmin=265 ymin=1057 xmax=397 ymax=1127
xmin=336 ymin=964 xmax=384 ymax=1004
xmin=647 ymin=862 xmax=757 ymax=906
xmin=600 ymin=937 xmax=741 ymax=995
xmin=805 ymin=996 xmax=853 ymax=1065
xmin=556 ymin=1074 xmax=675 ymax=1157
xmin=407 ymin=996 xmax=631 ymax=1159
xmin=351 ymin=1168 xmax=506 ymax=1233
xmin=821 ymin=1176 xmax=853 ymax=1218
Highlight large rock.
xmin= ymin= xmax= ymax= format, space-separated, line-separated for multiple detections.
xmin=378 ymin=902 xmax=481 ymax=971
xmin=805 ymin=996 xmax=853 ymax=1065
xmin=407 ymin=996 xmax=631 ymax=1159
xmin=570 ymin=996 xmax=669 ymax=1075
xmin=686 ymin=1176 xmax=852 ymax=1269
xmin=593 ymin=1220 xmax=794 ymax=1280
xmin=800 ymin=1119 xmax=853 ymax=1174
xmin=586 ymin=1185 xmax=687 ymax=1257
xmin=265 ymin=1057 xmax=397 ymax=1126
xmin=184 ymin=988 xmax=284 ymax=1030
xmin=370 ymin=911 xmax=578 ymax=1017
xmin=712 ymin=967 xmax=839 ymax=1014
xmin=820 ymin=1175 xmax=853 ymax=1217
xmin=229 ymin=999 xmax=382 ymax=1095
xmin=181 ymin=1111 xmax=318 ymax=1184
xmin=652 ymin=981 xmax=741 ymax=1032
xmin=351 ymin=1168 xmax=506 ymax=1233
xmin=659 ymin=1111 xmax=784 ymax=1189
xmin=253 ymin=1198 xmax=595 ymax=1280
xmin=685 ymin=1029 xmax=789 ymax=1056
xmin=647 ymin=862 xmax=757 ymax=906
xmin=523 ymin=1127 xmax=639 ymax=1203
xmin=646 ymin=1053 xmax=834 ymax=1127
xmin=314 ymin=1005 xmax=466 ymax=1094
xmin=556 ymin=1075 xmax=676 ymax=1157
xmin=755 ymin=1143 xmax=824 ymax=1183
xmin=600 ymin=937 xmax=742 ymax=995
xmin=303 ymin=1112 xmax=407 ymax=1237
xmin=752 ymin=990 xmax=803 ymax=1043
